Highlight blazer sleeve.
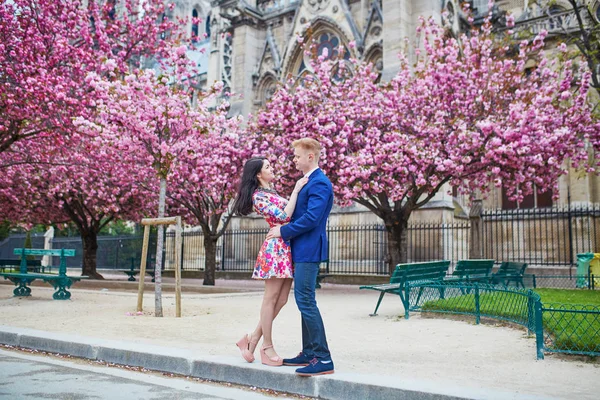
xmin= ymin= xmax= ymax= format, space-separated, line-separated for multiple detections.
xmin=280 ymin=180 xmax=330 ymax=241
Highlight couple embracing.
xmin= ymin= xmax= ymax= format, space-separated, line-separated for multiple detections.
xmin=231 ymin=138 xmax=334 ymax=377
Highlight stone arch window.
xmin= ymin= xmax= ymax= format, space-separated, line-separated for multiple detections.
xmin=160 ymin=13 xmax=167 ymax=40
xmin=192 ymin=9 xmax=199 ymax=41
xmin=107 ymin=0 xmax=116 ymax=20
xmin=316 ymin=33 xmax=345 ymax=60
xmin=257 ymin=75 xmax=278 ymax=107
xmin=286 ymin=24 xmax=352 ymax=78
xmin=446 ymin=1 xmax=455 ymax=26
xmin=205 ymin=14 xmax=211 ymax=38
xmin=364 ymin=45 xmax=383 ymax=82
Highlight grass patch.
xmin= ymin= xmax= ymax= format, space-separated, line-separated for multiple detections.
xmin=420 ymin=287 xmax=600 ymax=354
xmin=420 ymin=291 xmax=529 ymax=323
xmin=533 ymin=288 xmax=600 ymax=306
xmin=535 ymin=289 xmax=600 ymax=353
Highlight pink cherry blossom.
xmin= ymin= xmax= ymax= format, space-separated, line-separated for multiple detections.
xmin=251 ymin=16 xmax=600 ymax=273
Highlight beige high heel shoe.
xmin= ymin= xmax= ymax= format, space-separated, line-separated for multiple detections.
xmin=260 ymin=345 xmax=283 ymax=366
xmin=235 ymin=334 xmax=255 ymax=363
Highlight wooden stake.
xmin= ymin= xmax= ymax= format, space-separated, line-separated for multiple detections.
xmin=174 ymin=216 xmax=182 ymax=317
xmin=137 ymin=225 xmax=150 ymax=312
xmin=141 ymin=217 xmax=178 ymax=226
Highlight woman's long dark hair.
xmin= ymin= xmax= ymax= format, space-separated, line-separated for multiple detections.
xmin=231 ymin=157 xmax=266 ymax=216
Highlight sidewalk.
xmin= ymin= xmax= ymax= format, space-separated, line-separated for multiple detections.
xmin=0 ymin=278 xmax=598 ymax=399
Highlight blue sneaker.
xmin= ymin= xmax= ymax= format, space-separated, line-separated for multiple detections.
xmin=295 ymin=358 xmax=334 ymax=376
xmin=282 ymin=352 xmax=312 ymax=366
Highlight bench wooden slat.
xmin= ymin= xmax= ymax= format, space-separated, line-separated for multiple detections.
xmin=13 ymin=248 xmax=76 ymax=257
xmin=359 ymin=283 xmax=401 ymax=292
xmin=360 ymin=260 xmax=451 ymax=318
xmin=491 ymin=262 xmax=528 ymax=288
xmin=451 ymin=259 xmax=495 ymax=282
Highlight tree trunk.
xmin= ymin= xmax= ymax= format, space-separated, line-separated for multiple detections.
xmin=203 ymin=236 xmax=218 ymax=286
xmin=154 ymin=177 xmax=167 ymax=317
xmin=81 ymin=229 xmax=104 ymax=279
xmin=384 ymin=216 xmax=409 ymax=275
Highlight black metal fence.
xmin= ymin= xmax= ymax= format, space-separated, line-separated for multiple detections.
xmin=219 ymin=225 xmax=390 ymax=274
xmin=221 ymin=222 xmax=470 ymax=275
xmin=1 ymin=206 xmax=600 ymax=277
xmin=50 ymin=235 xmax=160 ymax=269
xmin=481 ymin=206 xmax=600 ymax=269
xmin=521 ymin=274 xmax=598 ymax=290
xmin=407 ymin=222 xmax=470 ymax=269
xmin=221 ymin=228 xmax=267 ymax=272
xmin=0 ymin=234 xmax=45 ymax=259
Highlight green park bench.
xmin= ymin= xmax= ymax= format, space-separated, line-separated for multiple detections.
xmin=359 ymin=260 xmax=451 ymax=318
xmin=491 ymin=261 xmax=528 ymax=288
xmin=0 ymin=258 xmax=43 ymax=273
xmin=119 ymin=258 xmax=156 ymax=282
xmin=0 ymin=248 xmax=87 ymax=300
xmin=448 ymin=259 xmax=495 ymax=283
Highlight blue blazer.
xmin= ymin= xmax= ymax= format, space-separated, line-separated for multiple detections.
xmin=280 ymin=169 xmax=333 ymax=263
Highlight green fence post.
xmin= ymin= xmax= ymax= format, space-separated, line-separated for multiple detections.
xmin=526 ymin=293 xmax=534 ymax=335
xmin=535 ymin=299 xmax=544 ymax=360
xmin=474 ymin=285 xmax=480 ymax=325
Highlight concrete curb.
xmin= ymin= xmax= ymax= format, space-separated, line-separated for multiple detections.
xmin=0 ymin=326 xmax=551 ymax=400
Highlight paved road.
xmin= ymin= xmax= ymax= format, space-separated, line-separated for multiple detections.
xmin=0 ymin=349 xmax=275 ymax=400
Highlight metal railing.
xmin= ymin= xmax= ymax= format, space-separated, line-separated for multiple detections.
xmin=498 ymin=8 xmax=583 ymax=36
xmin=542 ymin=302 xmax=600 ymax=356
xmin=408 ymin=282 xmax=600 ymax=358
xmin=481 ymin=206 xmax=600 ymax=268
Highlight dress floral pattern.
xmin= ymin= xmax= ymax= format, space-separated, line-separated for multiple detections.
xmin=252 ymin=188 xmax=293 ymax=279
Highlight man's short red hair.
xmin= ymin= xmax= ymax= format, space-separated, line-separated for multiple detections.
xmin=292 ymin=138 xmax=322 ymax=158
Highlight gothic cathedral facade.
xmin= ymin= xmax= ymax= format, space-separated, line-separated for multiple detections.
xmin=170 ymin=0 xmax=600 ymax=218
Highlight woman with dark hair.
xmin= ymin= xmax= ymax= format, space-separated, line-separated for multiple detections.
xmin=232 ymin=157 xmax=308 ymax=366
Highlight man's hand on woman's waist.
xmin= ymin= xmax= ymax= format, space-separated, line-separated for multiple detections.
xmin=266 ymin=225 xmax=282 ymax=240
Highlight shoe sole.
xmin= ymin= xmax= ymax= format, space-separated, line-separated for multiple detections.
xmin=235 ymin=344 xmax=255 ymax=363
xmin=283 ymin=362 xmax=309 ymax=366
xmin=296 ymin=370 xmax=335 ymax=377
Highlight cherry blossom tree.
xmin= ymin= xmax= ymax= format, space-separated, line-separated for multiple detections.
xmin=0 ymin=131 xmax=155 ymax=278
xmin=80 ymin=48 xmax=244 ymax=305
xmin=253 ymin=16 xmax=600 ymax=273
xmin=0 ymin=0 xmax=90 ymax=154
xmin=0 ymin=0 xmax=183 ymax=279
xmin=0 ymin=0 xmax=178 ymax=157
xmin=167 ymin=111 xmax=249 ymax=286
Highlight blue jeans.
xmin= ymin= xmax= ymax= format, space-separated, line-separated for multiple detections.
xmin=294 ymin=262 xmax=331 ymax=361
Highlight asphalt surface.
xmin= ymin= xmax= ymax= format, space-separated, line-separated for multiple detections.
xmin=0 ymin=349 xmax=279 ymax=400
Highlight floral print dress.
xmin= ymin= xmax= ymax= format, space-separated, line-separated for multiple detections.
xmin=252 ymin=188 xmax=293 ymax=279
